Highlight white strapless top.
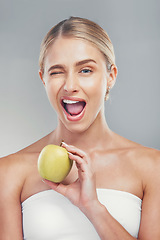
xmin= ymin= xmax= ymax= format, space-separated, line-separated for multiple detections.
xmin=22 ymin=189 xmax=142 ymax=240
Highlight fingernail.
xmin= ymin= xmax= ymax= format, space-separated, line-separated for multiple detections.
xmin=42 ymin=179 xmax=46 ymax=184
xmin=60 ymin=140 xmax=64 ymax=146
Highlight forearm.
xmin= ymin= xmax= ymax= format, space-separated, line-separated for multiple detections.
xmin=82 ymin=201 xmax=137 ymax=240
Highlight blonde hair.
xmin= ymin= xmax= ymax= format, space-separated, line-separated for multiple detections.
xmin=39 ymin=16 xmax=115 ymax=75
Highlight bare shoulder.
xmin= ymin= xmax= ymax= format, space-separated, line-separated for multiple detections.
xmin=128 ymin=144 xmax=160 ymax=172
xmin=125 ymin=143 xmax=160 ymax=191
xmin=0 ymin=150 xmax=39 ymax=199
xmin=114 ymin=133 xmax=160 ymax=170
xmin=138 ymin=146 xmax=160 ymax=188
xmin=113 ymin=133 xmax=160 ymax=194
xmin=0 ymin=132 xmax=54 ymax=202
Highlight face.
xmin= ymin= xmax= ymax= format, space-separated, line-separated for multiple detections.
xmin=39 ymin=36 xmax=116 ymax=133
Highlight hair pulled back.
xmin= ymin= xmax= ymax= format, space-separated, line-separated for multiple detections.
xmin=39 ymin=16 xmax=115 ymax=74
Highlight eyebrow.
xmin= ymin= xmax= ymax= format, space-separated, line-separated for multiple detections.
xmin=48 ymin=64 xmax=65 ymax=72
xmin=75 ymin=59 xmax=97 ymax=67
xmin=48 ymin=59 xmax=97 ymax=73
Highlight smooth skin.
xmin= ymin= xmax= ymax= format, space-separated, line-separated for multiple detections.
xmin=0 ymin=37 xmax=160 ymax=240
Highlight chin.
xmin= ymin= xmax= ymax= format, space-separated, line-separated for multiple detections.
xmin=65 ymin=122 xmax=90 ymax=134
xmin=59 ymin=117 xmax=91 ymax=135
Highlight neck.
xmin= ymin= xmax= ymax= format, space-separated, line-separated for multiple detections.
xmin=52 ymin=111 xmax=113 ymax=154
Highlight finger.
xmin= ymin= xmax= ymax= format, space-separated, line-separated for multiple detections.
xmin=62 ymin=143 xmax=90 ymax=165
xmin=42 ymin=179 xmax=67 ymax=196
xmin=68 ymin=152 xmax=87 ymax=172
xmin=68 ymin=151 xmax=87 ymax=165
xmin=62 ymin=142 xmax=87 ymax=160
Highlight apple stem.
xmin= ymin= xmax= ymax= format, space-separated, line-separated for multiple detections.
xmin=60 ymin=140 xmax=64 ymax=147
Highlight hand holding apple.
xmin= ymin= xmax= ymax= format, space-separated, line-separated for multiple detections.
xmin=38 ymin=144 xmax=73 ymax=183
xmin=42 ymin=142 xmax=98 ymax=213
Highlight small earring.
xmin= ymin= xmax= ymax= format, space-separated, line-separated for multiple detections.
xmin=105 ymin=86 xmax=111 ymax=101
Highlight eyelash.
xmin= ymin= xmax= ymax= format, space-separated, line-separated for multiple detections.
xmin=80 ymin=68 xmax=93 ymax=74
xmin=50 ymin=71 xmax=63 ymax=76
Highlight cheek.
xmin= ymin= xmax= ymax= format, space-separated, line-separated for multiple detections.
xmin=45 ymin=82 xmax=61 ymax=109
xmin=81 ymin=75 xmax=107 ymax=101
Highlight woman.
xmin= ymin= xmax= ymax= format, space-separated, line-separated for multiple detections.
xmin=0 ymin=16 xmax=160 ymax=240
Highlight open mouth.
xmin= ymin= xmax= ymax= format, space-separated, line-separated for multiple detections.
xmin=61 ymin=99 xmax=86 ymax=117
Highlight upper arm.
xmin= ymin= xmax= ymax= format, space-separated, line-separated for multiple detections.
xmin=0 ymin=155 xmax=24 ymax=240
xmin=0 ymin=194 xmax=23 ymax=240
xmin=138 ymin=151 xmax=160 ymax=240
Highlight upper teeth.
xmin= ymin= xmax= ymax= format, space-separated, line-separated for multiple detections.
xmin=63 ymin=99 xmax=79 ymax=104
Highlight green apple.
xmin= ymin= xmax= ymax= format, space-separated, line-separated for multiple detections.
xmin=38 ymin=144 xmax=73 ymax=183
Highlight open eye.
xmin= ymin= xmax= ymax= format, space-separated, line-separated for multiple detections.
xmin=80 ymin=68 xmax=93 ymax=74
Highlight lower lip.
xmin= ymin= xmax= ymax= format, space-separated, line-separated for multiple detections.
xmin=62 ymin=104 xmax=86 ymax=122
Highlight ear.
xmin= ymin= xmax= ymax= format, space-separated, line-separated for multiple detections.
xmin=39 ymin=69 xmax=45 ymax=86
xmin=107 ymin=64 xmax=118 ymax=88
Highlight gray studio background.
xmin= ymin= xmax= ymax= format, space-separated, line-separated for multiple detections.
xmin=0 ymin=0 xmax=159 ymax=157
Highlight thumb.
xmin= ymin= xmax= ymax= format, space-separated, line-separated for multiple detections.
xmin=43 ymin=179 xmax=67 ymax=196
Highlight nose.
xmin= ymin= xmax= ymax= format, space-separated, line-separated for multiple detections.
xmin=63 ymin=72 xmax=79 ymax=93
